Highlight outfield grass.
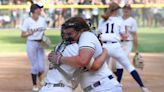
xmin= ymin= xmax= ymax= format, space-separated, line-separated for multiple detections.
xmin=0 ymin=27 xmax=164 ymax=53
xmin=137 ymin=27 xmax=164 ymax=52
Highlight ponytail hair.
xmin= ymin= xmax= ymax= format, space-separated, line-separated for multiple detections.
xmin=101 ymin=9 xmax=112 ymax=21
xmin=28 ymin=0 xmax=33 ymax=16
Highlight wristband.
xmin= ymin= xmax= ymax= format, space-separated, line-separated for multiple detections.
xmin=56 ymin=55 xmax=62 ymax=64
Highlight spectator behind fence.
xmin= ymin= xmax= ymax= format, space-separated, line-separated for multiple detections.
xmin=55 ymin=0 xmax=64 ymax=28
xmin=91 ymin=0 xmax=102 ymax=27
xmin=0 ymin=0 xmax=164 ymax=28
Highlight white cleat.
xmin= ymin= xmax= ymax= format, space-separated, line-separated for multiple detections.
xmin=141 ymin=87 xmax=151 ymax=92
xmin=32 ymin=86 xmax=39 ymax=92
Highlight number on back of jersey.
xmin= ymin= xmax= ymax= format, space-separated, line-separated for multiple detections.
xmin=106 ymin=23 xmax=114 ymax=33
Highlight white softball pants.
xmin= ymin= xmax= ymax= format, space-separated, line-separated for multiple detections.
xmin=88 ymin=76 xmax=122 ymax=92
xmin=103 ymin=42 xmax=135 ymax=73
xmin=39 ymin=85 xmax=73 ymax=92
xmin=115 ymin=41 xmax=133 ymax=69
xmin=26 ymin=40 xmax=46 ymax=74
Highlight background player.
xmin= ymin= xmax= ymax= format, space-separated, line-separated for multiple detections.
xmin=115 ymin=4 xmax=139 ymax=83
xmin=20 ymin=3 xmax=46 ymax=92
xmin=98 ymin=2 xmax=150 ymax=92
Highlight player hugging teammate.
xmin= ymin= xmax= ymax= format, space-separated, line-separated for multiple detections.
xmin=40 ymin=16 xmax=122 ymax=92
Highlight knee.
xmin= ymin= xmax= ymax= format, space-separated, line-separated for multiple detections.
xmin=116 ymin=62 xmax=123 ymax=69
xmin=127 ymin=65 xmax=135 ymax=73
xmin=39 ymin=64 xmax=45 ymax=73
xmin=31 ymin=65 xmax=39 ymax=74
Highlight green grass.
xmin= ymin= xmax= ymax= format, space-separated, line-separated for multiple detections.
xmin=0 ymin=29 xmax=61 ymax=53
xmin=0 ymin=27 xmax=164 ymax=53
xmin=137 ymin=27 xmax=164 ymax=53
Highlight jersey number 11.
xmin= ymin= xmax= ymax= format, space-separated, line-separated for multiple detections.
xmin=106 ymin=23 xmax=114 ymax=33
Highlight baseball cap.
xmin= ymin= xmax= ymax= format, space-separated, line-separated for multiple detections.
xmin=123 ymin=4 xmax=132 ymax=10
xmin=108 ymin=2 xmax=121 ymax=12
xmin=30 ymin=3 xmax=43 ymax=13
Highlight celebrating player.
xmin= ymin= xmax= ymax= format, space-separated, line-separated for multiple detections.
xmin=115 ymin=4 xmax=139 ymax=83
xmin=20 ymin=3 xmax=46 ymax=91
xmin=39 ymin=28 xmax=80 ymax=92
xmin=48 ymin=16 xmax=122 ymax=92
xmin=40 ymin=25 xmax=109 ymax=92
xmin=98 ymin=2 xmax=150 ymax=92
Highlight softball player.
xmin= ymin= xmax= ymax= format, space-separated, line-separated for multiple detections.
xmin=98 ymin=2 xmax=150 ymax=92
xmin=115 ymin=4 xmax=138 ymax=82
xmin=49 ymin=16 xmax=122 ymax=92
xmin=40 ymin=43 xmax=79 ymax=92
xmin=21 ymin=3 xmax=46 ymax=91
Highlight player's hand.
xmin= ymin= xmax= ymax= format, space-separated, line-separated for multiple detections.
xmin=121 ymin=33 xmax=128 ymax=41
xmin=27 ymin=29 xmax=33 ymax=35
xmin=48 ymin=51 xmax=62 ymax=64
xmin=27 ymin=29 xmax=38 ymax=35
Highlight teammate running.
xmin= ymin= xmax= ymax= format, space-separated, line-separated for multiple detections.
xmin=98 ymin=2 xmax=150 ymax=92
xmin=21 ymin=3 xmax=46 ymax=91
xmin=115 ymin=4 xmax=139 ymax=83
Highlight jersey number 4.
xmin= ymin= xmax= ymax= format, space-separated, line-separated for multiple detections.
xmin=106 ymin=23 xmax=114 ymax=33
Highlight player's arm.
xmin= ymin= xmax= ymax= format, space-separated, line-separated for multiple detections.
xmin=132 ymin=31 xmax=138 ymax=53
xmin=49 ymin=33 xmax=96 ymax=68
xmin=132 ymin=20 xmax=138 ymax=53
xmin=21 ymin=28 xmax=39 ymax=38
xmin=90 ymin=48 xmax=109 ymax=71
xmin=21 ymin=30 xmax=33 ymax=38
xmin=120 ymin=26 xmax=128 ymax=41
xmin=62 ymin=48 xmax=94 ymax=68
xmin=49 ymin=47 xmax=94 ymax=68
xmin=20 ymin=19 xmax=33 ymax=38
xmin=119 ymin=21 xmax=128 ymax=41
xmin=61 ymin=33 xmax=96 ymax=68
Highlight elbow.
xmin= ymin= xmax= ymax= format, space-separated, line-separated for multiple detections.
xmin=77 ymin=58 xmax=89 ymax=67
xmin=21 ymin=35 xmax=27 ymax=38
xmin=78 ymin=61 xmax=89 ymax=67
xmin=21 ymin=35 xmax=25 ymax=38
xmin=91 ymin=63 xmax=101 ymax=71
xmin=91 ymin=67 xmax=99 ymax=71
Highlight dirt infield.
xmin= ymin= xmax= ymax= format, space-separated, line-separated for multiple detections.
xmin=0 ymin=53 xmax=164 ymax=92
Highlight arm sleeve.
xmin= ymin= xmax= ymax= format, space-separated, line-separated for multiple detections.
xmin=78 ymin=32 xmax=96 ymax=51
